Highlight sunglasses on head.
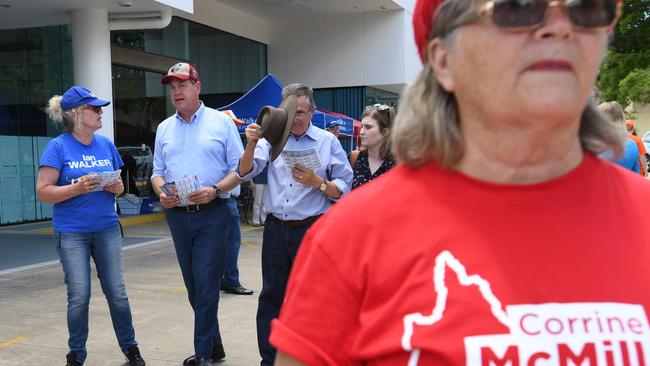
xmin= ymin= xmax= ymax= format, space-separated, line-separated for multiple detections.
xmin=371 ymin=104 xmax=391 ymax=111
xmin=448 ymin=0 xmax=621 ymax=32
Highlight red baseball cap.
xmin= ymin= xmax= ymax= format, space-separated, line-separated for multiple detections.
xmin=413 ymin=0 xmax=445 ymax=63
xmin=161 ymin=62 xmax=200 ymax=84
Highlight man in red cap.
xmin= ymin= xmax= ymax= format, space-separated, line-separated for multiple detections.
xmin=151 ymin=62 xmax=244 ymax=366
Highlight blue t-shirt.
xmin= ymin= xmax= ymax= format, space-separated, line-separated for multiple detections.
xmin=602 ymin=138 xmax=640 ymax=173
xmin=39 ymin=133 xmax=123 ymax=232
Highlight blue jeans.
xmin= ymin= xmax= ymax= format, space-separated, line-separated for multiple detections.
xmin=223 ymin=197 xmax=242 ymax=287
xmin=165 ymin=202 xmax=228 ymax=358
xmin=55 ymin=224 xmax=137 ymax=363
xmin=256 ymin=217 xmax=312 ymax=366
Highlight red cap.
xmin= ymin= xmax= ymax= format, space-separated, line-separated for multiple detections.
xmin=161 ymin=62 xmax=200 ymax=84
xmin=413 ymin=0 xmax=445 ymax=63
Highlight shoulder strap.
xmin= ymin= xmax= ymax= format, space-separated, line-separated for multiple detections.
xmin=349 ymin=150 xmax=361 ymax=169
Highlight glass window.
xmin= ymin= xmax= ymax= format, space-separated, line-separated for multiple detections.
xmin=0 ymin=25 xmax=71 ymax=137
xmin=111 ymin=17 xmax=267 ymax=97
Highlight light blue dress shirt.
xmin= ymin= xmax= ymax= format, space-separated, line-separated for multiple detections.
xmin=239 ymin=123 xmax=353 ymax=221
xmin=152 ymin=103 xmax=244 ymax=195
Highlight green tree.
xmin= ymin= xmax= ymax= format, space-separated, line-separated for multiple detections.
xmin=596 ymin=0 xmax=650 ymax=103
xmin=619 ymin=68 xmax=650 ymax=104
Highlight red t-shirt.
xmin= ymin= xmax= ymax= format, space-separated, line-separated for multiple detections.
xmin=270 ymin=153 xmax=650 ymax=365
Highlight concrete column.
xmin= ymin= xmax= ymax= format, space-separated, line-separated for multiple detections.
xmin=70 ymin=8 xmax=115 ymax=142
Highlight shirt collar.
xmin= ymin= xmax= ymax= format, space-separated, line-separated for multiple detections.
xmin=175 ymin=101 xmax=205 ymax=124
xmin=291 ymin=122 xmax=317 ymax=141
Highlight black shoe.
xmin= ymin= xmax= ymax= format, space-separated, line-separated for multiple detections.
xmin=211 ymin=343 xmax=225 ymax=361
xmin=221 ymin=283 xmax=254 ymax=295
xmin=126 ymin=346 xmax=146 ymax=366
xmin=65 ymin=352 xmax=82 ymax=366
xmin=183 ymin=355 xmax=212 ymax=366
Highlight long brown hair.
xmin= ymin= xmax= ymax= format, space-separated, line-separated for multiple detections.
xmin=362 ymin=104 xmax=394 ymax=161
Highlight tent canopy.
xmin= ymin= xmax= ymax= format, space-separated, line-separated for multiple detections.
xmin=219 ymin=74 xmax=357 ymax=138
xmin=218 ymin=74 xmax=284 ymax=133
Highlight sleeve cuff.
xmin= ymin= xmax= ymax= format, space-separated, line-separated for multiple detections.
xmin=270 ymin=319 xmax=339 ymax=366
xmin=329 ymin=179 xmax=348 ymax=201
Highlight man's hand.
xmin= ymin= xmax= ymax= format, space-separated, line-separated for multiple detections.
xmin=245 ymin=123 xmax=263 ymax=144
xmin=187 ymin=187 xmax=217 ymax=204
xmin=104 ymin=178 xmax=124 ymax=196
xmin=292 ymin=164 xmax=322 ymax=189
xmin=159 ymin=192 xmax=180 ymax=208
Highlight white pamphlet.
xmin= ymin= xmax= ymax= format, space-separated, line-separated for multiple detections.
xmin=175 ymin=175 xmax=202 ymax=205
xmin=72 ymin=170 xmax=122 ymax=192
xmin=281 ymin=148 xmax=322 ymax=175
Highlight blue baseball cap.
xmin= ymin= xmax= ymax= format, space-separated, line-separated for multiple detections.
xmin=327 ymin=120 xmax=344 ymax=128
xmin=61 ymin=86 xmax=110 ymax=110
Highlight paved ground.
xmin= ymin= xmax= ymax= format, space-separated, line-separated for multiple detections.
xmin=0 ymin=214 xmax=264 ymax=365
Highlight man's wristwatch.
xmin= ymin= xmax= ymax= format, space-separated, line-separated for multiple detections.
xmin=212 ymin=184 xmax=222 ymax=197
xmin=319 ymin=180 xmax=327 ymax=192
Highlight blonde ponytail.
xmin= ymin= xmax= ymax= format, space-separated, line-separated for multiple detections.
xmin=46 ymin=95 xmax=82 ymax=133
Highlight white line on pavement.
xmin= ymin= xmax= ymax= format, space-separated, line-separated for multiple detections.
xmin=0 ymin=237 xmax=171 ymax=276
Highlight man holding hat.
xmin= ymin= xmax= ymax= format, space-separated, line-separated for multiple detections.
xmin=238 ymin=83 xmax=353 ymax=365
xmin=151 ymin=62 xmax=243 ymax=366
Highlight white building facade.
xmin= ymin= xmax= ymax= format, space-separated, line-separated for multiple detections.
xmin=0 ymin=0 xmax=419 ymax=224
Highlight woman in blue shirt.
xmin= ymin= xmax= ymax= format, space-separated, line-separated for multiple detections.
xmin=36 ymin=86 xmax=145 ymax=366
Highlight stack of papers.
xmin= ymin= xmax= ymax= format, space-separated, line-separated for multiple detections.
xmin=160 ymin=175 xmax=201 ymax=205
xmin=72 ymin=170 xmax=122 ymax=192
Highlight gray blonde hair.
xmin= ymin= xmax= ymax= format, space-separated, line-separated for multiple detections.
xmin=598 ymin=101 xmax=625 ymax=126
xmin=282 ymin=83 xmax=316 ymax=111
xmin=46 ymin=95 xmax=83 ymax=133
xmin=392 ymin=0 xmax=623 ymax=167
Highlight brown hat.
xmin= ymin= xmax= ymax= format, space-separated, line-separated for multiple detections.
xmin=256 ymin=95 xmax=297 ymax=161
xmin=161 ymin=62 xmax=200 ymax=84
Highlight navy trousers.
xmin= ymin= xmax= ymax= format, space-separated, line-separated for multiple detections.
xmin=165 ymin=203 xmax=227 ymax=358
xmin=256 ymin=217 xmax=313 ymax=366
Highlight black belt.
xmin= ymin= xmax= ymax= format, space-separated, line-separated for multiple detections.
xmin=267 ymin=214 xmax=321 ymax=228
xmin=171 ymin=198 xmax=227 ymax=213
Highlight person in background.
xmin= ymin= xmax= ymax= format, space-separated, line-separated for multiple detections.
xmin=271 ymin=0 xmax=650 ymax=364
xmin=351 ymin=104 xmax=396 ymax=189
xmin=326 ymin=120 xmax=343 ymax=138
xmin=598 ymin=101 xmax=639 ymax=173
xmin=250 ymin=163 xmax=269 ymax=226
xmin=625 ymin=119 xmax=647 ymax=176
xmin=238 ymin=83 xmax=353 ymax=365
xmin=151 ymin=62 xmax=243 ymax=366
xmin=221 ymin=184 xmax=255 ymax=295
xmin=36 ymin=86 xmax=145 ymax=366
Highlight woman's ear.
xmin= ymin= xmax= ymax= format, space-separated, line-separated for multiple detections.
xmin=382 ymin=128 xmax=390 ymax=137
xmin=428 ymin=38 xmax=454 ymax=92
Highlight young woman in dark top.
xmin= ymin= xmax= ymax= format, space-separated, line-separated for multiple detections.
xmin=351 ymin=104 xmax=396 ymax=189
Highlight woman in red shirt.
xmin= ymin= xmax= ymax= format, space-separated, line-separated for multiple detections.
xmin=272 ymin=0 xmax=650 ymax=365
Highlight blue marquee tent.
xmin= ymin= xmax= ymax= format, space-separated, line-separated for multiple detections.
xmin=311 ymin=110 xmax=354 ymax=137
xmin=219 ymin=74 xmax=354 ymax=137
xmin=218 ymin=74 xmax=284 ymax=133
